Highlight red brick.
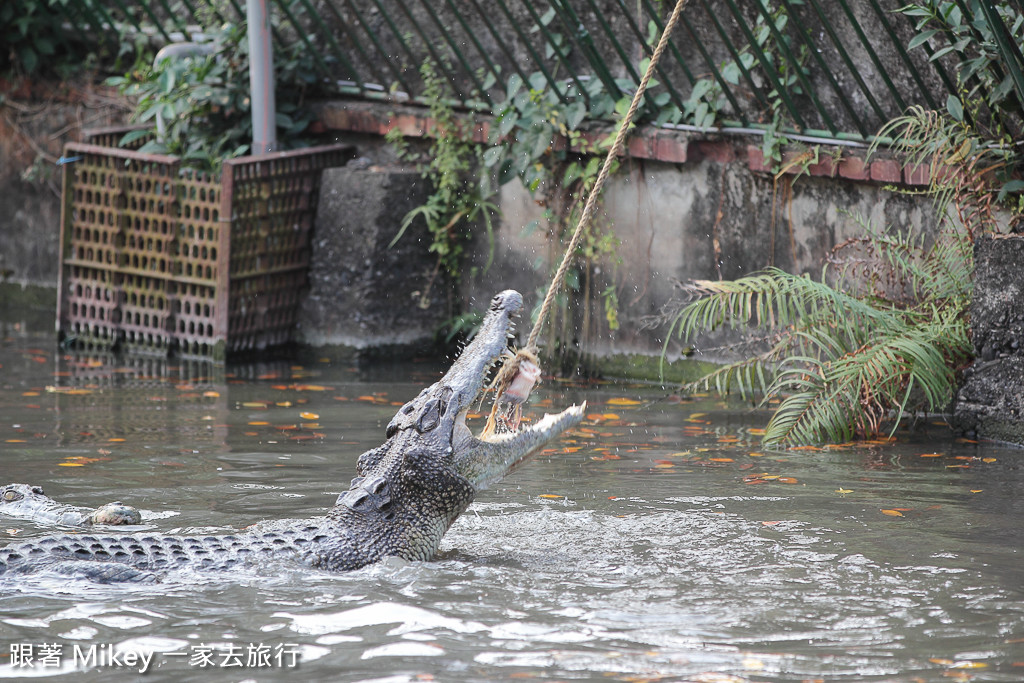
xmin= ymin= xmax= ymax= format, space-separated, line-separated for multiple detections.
xmin=747 ymin=145 xmax=770 ymax=173
xmin=627 ymin=135 xmax=651 ymax=159
xmin=903 ymin=163 xmax=931 ymax=186
xmin=776 ymin=149 xmax=820 ymax=176
xmin=870 ymin=159 xmax=902 ymax=183
xmin=838 ymin=155 xmax=870 ymax=180
xmin=392 ymin=113 xmax=426 ymax=137
xmin=652 ymin=134 xmax=689 ymax=164
xmin=687 ymin=140 xmax=732 ymax=164
xmin=806 ymin=155 xmax=838 ymax=178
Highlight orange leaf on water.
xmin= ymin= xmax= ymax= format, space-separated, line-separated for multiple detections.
xmin=607 ymin=397 xmax=642 ymax=406
xmin=300 ymin=412 xmax=319 ymax=420
xmin=881 ymin=509 xmax=904 ymax=517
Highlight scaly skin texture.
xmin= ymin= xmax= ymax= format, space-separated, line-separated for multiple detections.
xmin=0 ymin=291 xmax=584 ymax=582
xmin=1 ymin=484 xmax=142 ymax=527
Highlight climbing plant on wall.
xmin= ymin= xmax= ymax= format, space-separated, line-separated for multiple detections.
xmin=106 ymin=22 xmax=320 ymax=173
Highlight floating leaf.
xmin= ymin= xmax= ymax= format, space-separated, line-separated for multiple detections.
xmin=951 ymin=661 xmax=987 ymax=669
xmin=300 ymin=412 xmax=319 ymax=420
xmin=836 ymin=488 xmax=853 ymax=494
xmin=607 ymin=397 xmax=642 ymax=406
xmin=538 ymin=494 xmax=564 ymax=499
xmin=880 ymin=509 xmax=904 ymax=517
xmin=982 ymin=457 xmax=997 ymax=463
xmin=920 ymin=452 xmax=943 ymax=457
xmin=45 ymin=386 xmax=94 ymax=395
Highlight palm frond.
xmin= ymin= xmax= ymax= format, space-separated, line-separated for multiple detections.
xmin=661 ymin=216 xmax=973 ymax=446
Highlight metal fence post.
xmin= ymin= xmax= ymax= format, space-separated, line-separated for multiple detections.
xmin=247 ymin=0 xmax=277 ymax=155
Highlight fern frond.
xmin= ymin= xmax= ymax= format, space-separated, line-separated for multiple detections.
xmin=661 ymin=214 xmax=972 ymax=446
xmin=686 ymin=352 xmax=776 ymax=400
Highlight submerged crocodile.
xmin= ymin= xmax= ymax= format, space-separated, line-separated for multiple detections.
xmin=0 ymin=290 xmax=584 ymax=582
xmin=1 ymin=484 xmax=142 ymax=527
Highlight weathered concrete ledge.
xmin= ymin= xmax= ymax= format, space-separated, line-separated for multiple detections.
xmin=296 ymin=165 xmax=453 ymax=353
xmin=313 ymin=99 xmax=935 ymax=188
xmin=953 ymin=234 xmax=1024 ymax=445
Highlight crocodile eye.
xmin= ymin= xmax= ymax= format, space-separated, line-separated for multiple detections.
xmin=2 ymin=490 xmax=21 ymax=502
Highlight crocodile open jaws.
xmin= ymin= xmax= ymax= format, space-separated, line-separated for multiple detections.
xmin=0 ymin=290 xmax=584 ymax=582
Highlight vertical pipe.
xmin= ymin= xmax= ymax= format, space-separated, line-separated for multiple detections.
xmin=247 ymin=0 xmax=276 ymax=155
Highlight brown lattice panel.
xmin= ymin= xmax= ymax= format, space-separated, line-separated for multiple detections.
xmin=57 ymin=136 xmax=351 ymax=358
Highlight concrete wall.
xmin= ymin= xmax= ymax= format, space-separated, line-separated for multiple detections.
xmin=457 ymin=141 xmax=938 ymax=367
xmin=0 ymin=78 xmax=128 ymax=318
xmin=953 ymin=235 xmax=1024 ymax=444
xmin=0 ymin=86 xmax=941 ymax=375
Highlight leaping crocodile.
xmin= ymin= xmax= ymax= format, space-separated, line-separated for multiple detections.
xmin=0 ymin=290 xmax=584 ymax=582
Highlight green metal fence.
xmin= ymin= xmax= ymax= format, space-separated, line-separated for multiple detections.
xmin=50 ymin=0 xmax=1024 ymax=145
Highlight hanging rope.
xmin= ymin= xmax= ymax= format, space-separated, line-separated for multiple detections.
xmin=483 ymin=0 xmax=690 ymax=436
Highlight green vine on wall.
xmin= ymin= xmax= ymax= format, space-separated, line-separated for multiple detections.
xmin=897 ymin=1 xmax=1024 ymax=213
xmin=385 ymin=60 xmax=498 ymax=299
xmin=484 ymin=67 xmax=624 ymax=359
xmin=106 ymin=22 xmax=320 ymax=173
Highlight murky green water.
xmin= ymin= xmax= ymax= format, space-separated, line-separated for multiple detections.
xmin=1 ymin=325 xmax=1023 ymax=682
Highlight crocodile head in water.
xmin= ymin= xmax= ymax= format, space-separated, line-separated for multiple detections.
xmin=1 ymin=483 xmax=142 ymax=526
xmin=327 ymin=289 xmax=585 ymax=567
